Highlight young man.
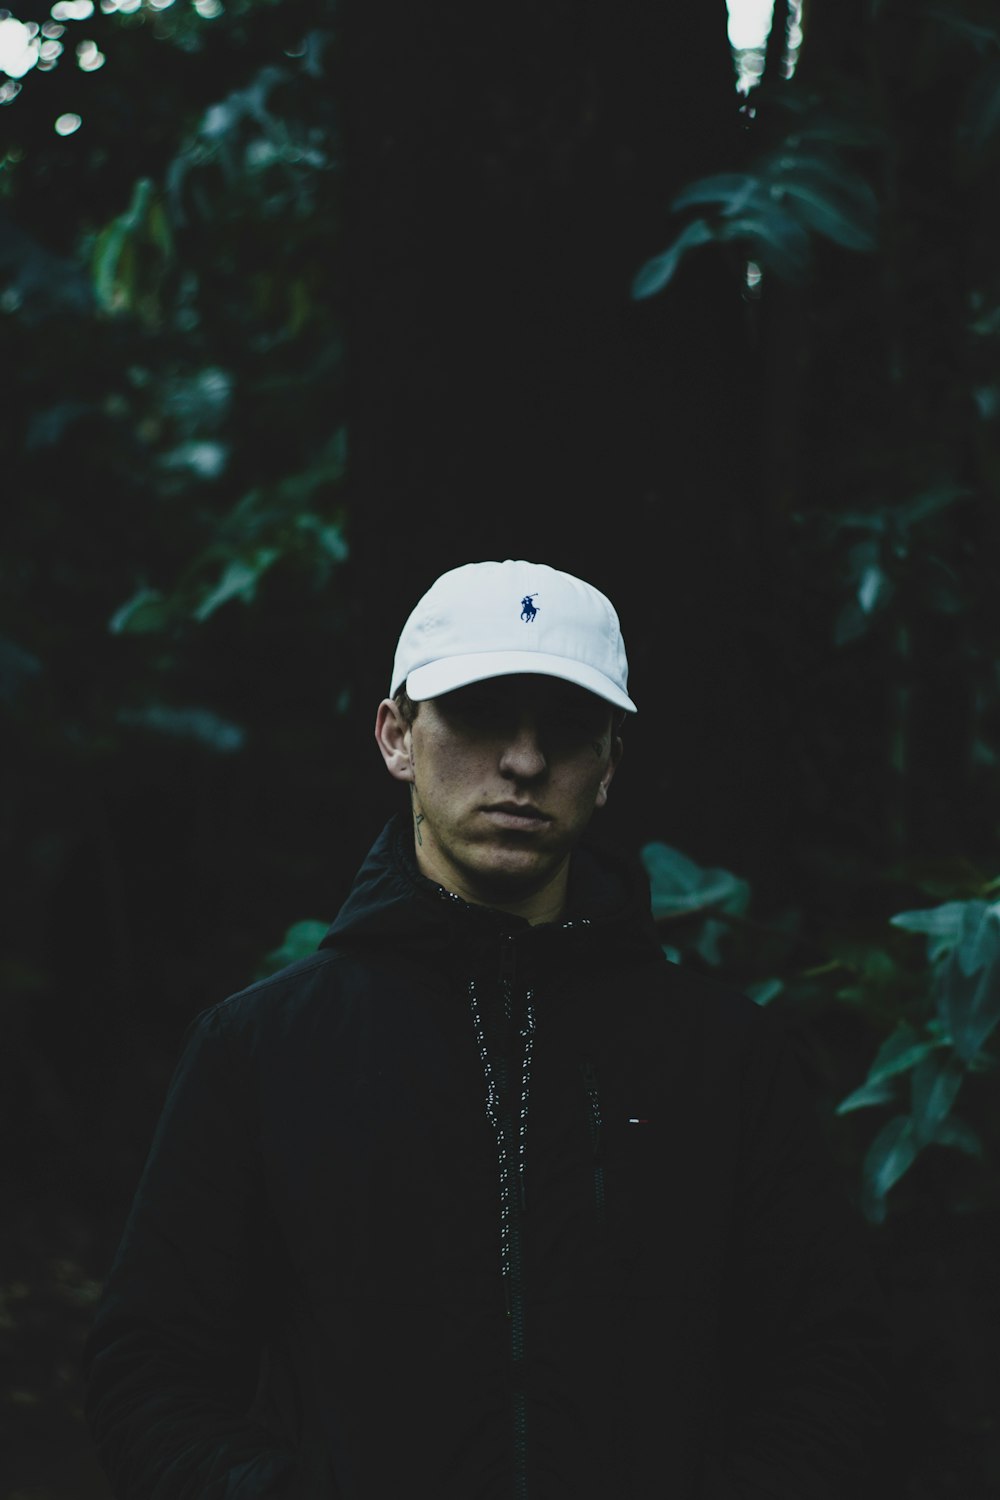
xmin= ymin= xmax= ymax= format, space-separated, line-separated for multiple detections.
xmin=84 ymin=559 xmax=885 ymax=1499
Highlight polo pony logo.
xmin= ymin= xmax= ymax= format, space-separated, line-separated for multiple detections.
xmin=520 ymin=594 xmax=539 ymax=623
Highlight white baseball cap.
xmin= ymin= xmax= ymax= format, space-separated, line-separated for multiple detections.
xmin=389 ymin=559 xmax=637 ymax=713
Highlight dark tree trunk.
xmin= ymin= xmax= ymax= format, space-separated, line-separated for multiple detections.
xmin=340 ymin=2 xmax=775 ymax=867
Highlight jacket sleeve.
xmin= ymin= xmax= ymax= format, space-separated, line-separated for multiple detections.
xmin=702 ymin=1012 xmax=889 ymax=1500
xmin=83 ymin=1003 xmax=298 ymax=1500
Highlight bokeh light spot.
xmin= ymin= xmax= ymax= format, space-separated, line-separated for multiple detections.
xmin=51 ymin=0 xmax=95 ymax=18
xmin=0 ymin=16 xmax=40 ymax=78
xmin=54 ymin=110 xmax=82 ymax=134
xmin=76 ymin=37 xmax=104 ymax=68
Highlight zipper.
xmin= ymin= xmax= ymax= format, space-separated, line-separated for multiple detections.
xmin=500 ymin=934 xmax=529 ymax=1500
xmin=468 ymin=933 xmax=534 ymax=1499
xmin=580 ymin=1060 xmax=606 ymax=1225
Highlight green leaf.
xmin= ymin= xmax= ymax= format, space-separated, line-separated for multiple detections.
xmin=109 ymin=588 xmax=171 ymax=635
xmin=935 ymin=903 xmax=1000 ymax=1062
xmin=835 ymin=1077 xmax=897 ymax=1115
xmin=897 ymin=484 xmax=974 ymax=527
xmin=92 ymin=220 xmax=129 ymax=313
xmin=671 ymin=174 xmax=760 ymax=216
xmin=117 ymin=704 xmax=245 ymax=753
xmin=925 ymin=1115 xmax=985 ymax=1159
xmin=641 ymin=842 xmax=750 ymax=920
xmin=909 ymin=1053 xmax=964 ymax=1143
xmin=772 ymin=177 xmax=877 ymax=251
xmin=192 ymin=550 xmax=280 ymax=622
xmin=715 ymin=212 xmax=811 ymax=280
xmin=631 ymin=219 xmax=714 ymax=300
xmin=890 ymin=900 xmax=975 ymax=960
xmin=746 ymin=977 xmax=783 ymax=1007
xmin=260 ymin=918 xmax=328 ymax=975
xmin=865 ymin=1022 xmax=939 ymax=1087
xmin=862 ymin=1115 xmax=919 ymax=1218
xmin=694 ymin=917 xmax=731 ymax=967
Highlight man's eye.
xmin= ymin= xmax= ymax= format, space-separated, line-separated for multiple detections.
xmin=449 ymin=695 xmax=501 ymax=725
xmin=549 ymin=711 xmax=602 ymax=740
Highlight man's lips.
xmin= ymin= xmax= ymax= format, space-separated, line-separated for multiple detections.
xmin=482 ymin=802 xmax=551 ymax=828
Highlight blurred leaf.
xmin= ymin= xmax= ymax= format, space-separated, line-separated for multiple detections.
xmin=925 ymin=8 xmax=1000 ymax=54
xmin=935 ymin=903 xmax=1000 ymax=1062
xmin=832 ymin=598 xmax=871 ymax=646
xmin=715 ymin=210 xmax=812 ymax=280
xmin=694 ymin=916 xmax=731 ymax=966
xmin=925 ymin=1114 xmax=986 ymax=1159
xmin=192 ymin=550 xmax=280 ymax=621
xmin=0 ymin=638 xmax=41 ymax=702
xmin=770 ymin=158 xmax=878 ymax=251
xmin=891 ymin=900 xmax=979 ymax=961
xmin=865 ymin=1021 xmax=940 ymax=1086
xmin=897 ymin=484 xmax=975 ymax=527
xmin=641 ymin=842 xmax=750 ymax=919
xmin=108 ymin=588 xmax=171 ymax=636
xmin=746 ymin=977 xmax=784 ymax=1006
xmin=862 ymin=1115 xmax=919 ymax=1219
xmin=910 ymin=1053 xmax=964 ymax=1143
xmin=836 ymin=1076 xmax=898 ymax=1114
xmin=636 ymin=140 xmax=877 ymax=298
xmin=92 ymin=218 xmax=130 ymax=313
xmin=91 ymin=177 xmax=173 ymax=322
xmin=631 ymin=219 xmax=714 ymax=299
xmin=671 ymin=174 xmax=759 ymax=214
xmin=260 ymin=918 xmax=328 ymax=975
xmin=116 ymin=704 xmax=246 ymax=753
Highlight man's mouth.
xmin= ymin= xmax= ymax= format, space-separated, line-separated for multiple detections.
xmin=483 ymin=802 xmax=551 ymax=828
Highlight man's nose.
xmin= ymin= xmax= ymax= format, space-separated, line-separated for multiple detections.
xmin=498 ymin=715 xmax=547 ymax=778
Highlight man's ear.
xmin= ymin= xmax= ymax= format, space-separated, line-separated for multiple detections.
xmin=594 ymin=734 xmax=623 ymax=810
xmin=375 ymin=699 xmax=414 ymax=783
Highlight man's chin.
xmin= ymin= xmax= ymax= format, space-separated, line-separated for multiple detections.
xmin=460 ymin=844 xmax=566 ymax=900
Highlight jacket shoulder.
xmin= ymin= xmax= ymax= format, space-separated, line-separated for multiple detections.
xmin=198 ymin=946 xmax=348 ymax=1039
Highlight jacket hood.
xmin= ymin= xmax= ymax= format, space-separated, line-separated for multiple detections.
xmin=321 ymin=813 xmax=661 ymax=964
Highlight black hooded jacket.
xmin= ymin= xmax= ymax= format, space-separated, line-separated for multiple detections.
xmin=84 ymin=815 xmax=886 ymax=1499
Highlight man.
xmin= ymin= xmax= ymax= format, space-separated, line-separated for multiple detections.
xmin=84 ymin=558 xmax=885 ymax=1499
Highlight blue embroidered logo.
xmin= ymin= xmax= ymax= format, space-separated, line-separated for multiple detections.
xmin=520 ymin=594 xmax=539 ymax=623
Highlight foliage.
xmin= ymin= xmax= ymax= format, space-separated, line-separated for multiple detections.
xmin=4 ymin=0 xmax=1000 ymax=1494
xmin=632 ymin=115 xmax=880 ymax=298
xmin=630 ymin=12 xmax=1000 ymax=1483
xmin=643 ymin=841 xmax=1000 ymax=1226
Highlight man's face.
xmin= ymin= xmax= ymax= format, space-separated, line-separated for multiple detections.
xmin=379 ymin=674 xmax=622 ymax=916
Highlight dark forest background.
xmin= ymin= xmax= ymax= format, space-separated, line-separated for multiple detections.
xmin=3 ymin=0 xmax=1000 ymax=1494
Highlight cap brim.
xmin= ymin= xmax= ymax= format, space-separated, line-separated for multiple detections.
xmin=402 ymin=651 xmax=637 ymax=713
